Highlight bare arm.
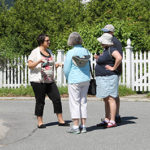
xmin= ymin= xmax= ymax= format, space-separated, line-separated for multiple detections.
xmin=28 ymin=59 xmax=42 ymax=69
xmin=105 ymin=50 xmax=122 ymax=71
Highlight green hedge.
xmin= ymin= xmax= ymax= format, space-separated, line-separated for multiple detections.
xmin=0 ymin=0 xmax=149 ymax=59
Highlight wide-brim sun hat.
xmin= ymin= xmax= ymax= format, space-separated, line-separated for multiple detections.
xmin=101 ymin=24 xmax=115 ymax=32
xmin=97 ymin=33 xmax=113 ymax=45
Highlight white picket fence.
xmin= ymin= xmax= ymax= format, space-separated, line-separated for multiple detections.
xmin=0 ymin=39 xmax=150 ymax=91
xmin=121 ymin=40 xmax=150 ymax=91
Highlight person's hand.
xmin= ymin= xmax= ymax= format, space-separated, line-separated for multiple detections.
xmin=55 ymin=62 xmax=63 ymax=68
xmin=38 ymin=59 xmax=44 ymax=64
xmin=105 ymin=65 xmax=114 ymax=71
xmin=58 ymin=63 xmax=64 ymax=67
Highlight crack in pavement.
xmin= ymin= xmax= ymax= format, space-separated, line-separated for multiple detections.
xmin=0 ymin=128 xmax=38 ymax=147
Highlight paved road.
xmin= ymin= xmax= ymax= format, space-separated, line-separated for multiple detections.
xmin=0 ymin=95 xmax=150 ymax=150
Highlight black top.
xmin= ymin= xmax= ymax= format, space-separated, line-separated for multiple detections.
xmin=112 ymin=36 xmax=122 ymax=56
xmin=95 ymin=46 xmax=119 ymax=76
xmin=112 ymin=36 xmax=123 ymax=75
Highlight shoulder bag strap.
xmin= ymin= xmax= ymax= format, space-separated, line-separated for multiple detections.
xmin=89 ymin=60 xmax=94 ymax=79
xmin=108 ymin=47 xmax=112 ymax=59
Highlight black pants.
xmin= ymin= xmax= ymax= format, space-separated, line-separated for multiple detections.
xmin=31 ymin=82 xmax=62 ymax=116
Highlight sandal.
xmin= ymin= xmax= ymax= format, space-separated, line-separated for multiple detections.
xmin=96 ymin=120 xmax=108 ymax=127
xmin=107 ymin=122 xmax=117 ymax=128
xmin=58 ymin=122 xmax=70 ymax=126
xmin=37 ymin=124 xmax=46 ymax=129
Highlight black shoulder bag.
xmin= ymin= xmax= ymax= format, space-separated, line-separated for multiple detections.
xmin=88 ymin=61 xmax=96 ymax=95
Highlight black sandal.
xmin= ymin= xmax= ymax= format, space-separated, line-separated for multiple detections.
xmin=58 ymin=122 xmax=70 ymax=126
xmin=37 ymin=124 xmax=46 ymax=129
xmin=96 ymin=121 xmax=108 ymax=127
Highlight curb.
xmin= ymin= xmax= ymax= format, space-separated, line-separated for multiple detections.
xmin=0 ymin=94 xmax=149 ymax=102
xmin=0 ymin=97 xmax=100 ymax=101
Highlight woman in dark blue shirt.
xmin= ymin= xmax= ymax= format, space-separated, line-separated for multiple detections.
xmin=94 ymin=33 xmax=122 ymax=128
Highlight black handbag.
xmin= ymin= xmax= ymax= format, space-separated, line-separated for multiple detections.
xmin=88 ymin=61 xmax=96 ymax=95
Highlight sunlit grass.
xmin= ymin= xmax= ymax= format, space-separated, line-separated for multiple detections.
xmin=0 ymin=85 xmax=136 ymax=97
xmin=0 ymin=85 xmax=68 ymax=97
xmin=118 ymin=85 xmax=136 ymax=96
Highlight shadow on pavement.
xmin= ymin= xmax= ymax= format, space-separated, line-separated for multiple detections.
xmin=45 ymin=120 xmax=72 ymax=127
xmin=117 ymin=116 xmax=138 ymax=126
xmin=87 ymin=125 xmax=105 ymax=132
xmin=87 ymin=116 xmax=138 ymax=132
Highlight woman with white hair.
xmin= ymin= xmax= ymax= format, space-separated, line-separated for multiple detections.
xmin=94 ymin=33 xmax=122 ymax=128
xmin=64 ymin=32 xmax=90 ymax=134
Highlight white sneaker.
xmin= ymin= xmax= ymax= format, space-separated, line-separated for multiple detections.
xmin=67 ymin=127 xmax=80 ymax=134
xmin=81 ymin=127 xmax=87 ymax=133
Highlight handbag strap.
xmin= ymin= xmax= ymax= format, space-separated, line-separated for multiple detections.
xmin=108 ymin=47 xmax=113 ymax=60
xmin=89 ymin=61 xmax=94 ymax=79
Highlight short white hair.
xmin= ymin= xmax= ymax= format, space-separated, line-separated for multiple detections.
xmin=67 ymin=32 xmax=82 ymax=46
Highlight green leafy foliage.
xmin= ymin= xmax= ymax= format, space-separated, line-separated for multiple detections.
xmin=0 ymin=0 xmax=149 ymax=59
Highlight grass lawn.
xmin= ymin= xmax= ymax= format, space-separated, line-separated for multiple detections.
xmin=0 ymin=85 xmax=136 ymax=97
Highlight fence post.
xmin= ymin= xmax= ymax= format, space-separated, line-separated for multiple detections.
xmin=56 ymin=49 xmax=65 ymax=87
xmin=125 ymin=39 xmax=133 ymax=88
xmin=0 ymin=67 xmax=2 ymax=88
xmin=0 ymin=53 xmax=3 ymax=88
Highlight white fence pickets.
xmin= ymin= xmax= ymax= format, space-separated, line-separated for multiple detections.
xmin=131 ymin=50 xmax=150 ymax=91
xmin=121 ymin=51 xmax=125 ymax=85
xmin=135 ymin=52 xmax=138 ymax=91
xmin=3 ymin=60 xmax=6 ymax=87
xmin=131 ymin=50 xmax=134 ymax=90
xmin=144 ymin=52 xmax=146 ymax=91
xmin=17 ymin=58 xmax=19 ymax=87
xmin=7 ymin=60 xmax=10 ymax=87
xmin=148 ymin=51 xmax=150 ymax=91
xmin=24 ymin=55 xmax=27 ymax=87
xmin=0 ymin=39 xmax=150 ymax=91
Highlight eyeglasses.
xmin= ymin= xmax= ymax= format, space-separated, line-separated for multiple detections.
xmin=44 ymin=40 xmax=50 ymax=42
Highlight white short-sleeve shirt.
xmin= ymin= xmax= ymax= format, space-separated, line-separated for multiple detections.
xmin=28 ymin=47 xmax=54 ymax=82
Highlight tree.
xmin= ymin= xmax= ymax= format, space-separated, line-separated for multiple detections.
xmin=0 ymin=0 xmax=149 ymax=60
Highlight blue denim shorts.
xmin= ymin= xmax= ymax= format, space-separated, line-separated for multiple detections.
xmin=96 ymin=75 xmax=119 ymax=98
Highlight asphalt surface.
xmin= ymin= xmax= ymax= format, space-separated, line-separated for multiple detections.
xmin=0 ymin=95 xmax=150 ymax=150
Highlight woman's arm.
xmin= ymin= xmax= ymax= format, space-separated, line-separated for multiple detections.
xmin=63 ymin=52 xmax=72 ymax=79
xmin=28 ymin=59 xmax=42 ymax=69
xmin=105 ymin=50 xmax=122 ymax=71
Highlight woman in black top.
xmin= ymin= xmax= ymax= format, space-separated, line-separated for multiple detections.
xmin=94 ymin=33 xmax=122 ymax=128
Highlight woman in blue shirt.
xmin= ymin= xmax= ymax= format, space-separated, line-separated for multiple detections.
xmin=64 ymin=32 xmax=90 ymax=134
